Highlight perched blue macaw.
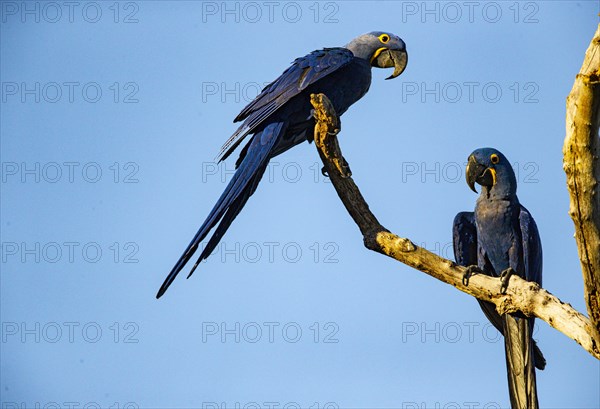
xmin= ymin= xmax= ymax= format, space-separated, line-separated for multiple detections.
xmin=453 ymin=148 xmax=545 ymax=408
xmin=157 ymin=32 xmax=408 ymax=298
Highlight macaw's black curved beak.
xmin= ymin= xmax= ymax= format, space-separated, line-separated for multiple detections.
xmin=466 ymin=155 xmax=495 ymax=193
xmin=373 ymin=49 xmax=408 ymax=80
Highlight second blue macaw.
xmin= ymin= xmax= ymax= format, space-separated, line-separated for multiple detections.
xmin=453 ymin=148 xmax=545 ymax=409
xmin=157 ymin=32 xmax=408 ymax=298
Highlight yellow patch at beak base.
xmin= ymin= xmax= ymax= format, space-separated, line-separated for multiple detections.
xmin=488 ymin=168 xmax=497 ymax=185
xmin=370 ymin=47 xmax=387 ymax=63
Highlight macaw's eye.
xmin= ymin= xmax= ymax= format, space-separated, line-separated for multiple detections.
xmin=490 ymin=154 xmax=500 ymax=164
xmin=379 ymin=34 xmax=390 ymax=43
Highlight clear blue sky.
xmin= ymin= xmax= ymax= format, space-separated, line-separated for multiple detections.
xmin=1 ymin=1 xmax=599 ymax=408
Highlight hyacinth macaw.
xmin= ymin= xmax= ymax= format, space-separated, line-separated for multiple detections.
xmin=157 ymin=32 xmax=408 ymax=298
xmin=453 ymin=148 xmax=545 ymax=408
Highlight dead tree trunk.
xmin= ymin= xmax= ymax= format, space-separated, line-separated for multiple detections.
xmin=563 ymin=24 xmax=600 ymax=347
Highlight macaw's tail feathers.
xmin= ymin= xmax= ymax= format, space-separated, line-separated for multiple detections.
xmin=156 ymin=122 xmax=285 ymax=299
xmin=477 ymin=300 xmax=546 ymax=370
xmin=532 ymin=341 xmax=546 ymax=370
xmin=184 ymin=173 xmax=260 ymax=279
xmin=503 ymin=315 xmax=539 ymax=409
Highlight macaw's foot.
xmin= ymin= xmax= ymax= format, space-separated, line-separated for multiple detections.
xmin=327 ymin=127 xmax=340 ymax=136
xmin=500 ymin=267 xmax=516 ymax=294
xmin=321 ymin=166 xmax=328 ymax=178
xmin=462 ymin=265 xmax=483 ymax=286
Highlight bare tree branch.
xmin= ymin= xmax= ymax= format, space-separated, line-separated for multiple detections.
xmin=310 ymin=92 xmax=600 ymax=360
xmin=563 ymin=24 xmax=600 ymax=345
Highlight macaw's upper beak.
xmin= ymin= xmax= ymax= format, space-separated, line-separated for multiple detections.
xmin=372 ymin=48 xmax=408 ymax=80
xmin=466 ymin=155 xmax=496 ymax=193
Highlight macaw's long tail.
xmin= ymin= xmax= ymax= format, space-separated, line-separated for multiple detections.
xmin=503 ymin=314 xmax=539 ymax=409
xmin=156 ymin=122 xmax=286 ymax=299
xmin=477 ymin=300 xmax=546 ymax=370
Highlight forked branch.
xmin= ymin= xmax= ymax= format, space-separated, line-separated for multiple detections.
xmin=310 ymin=92 xmax=600 ymax=360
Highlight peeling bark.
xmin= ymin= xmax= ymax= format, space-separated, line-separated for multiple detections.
xmin=563 ymin=24 xmax=600 ymax=343
xmin=309 ymin=93 xmax=600 ymax=360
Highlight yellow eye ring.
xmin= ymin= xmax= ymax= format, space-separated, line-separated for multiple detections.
xmin=378 ymin=34 xmax=390 ymax=43
xmin=490 ymin=154 xmax=500 ymax=164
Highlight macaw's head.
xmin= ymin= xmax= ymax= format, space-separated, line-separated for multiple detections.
xmin=466 ymin=148 xmax=517 ymax=197
xmin=345 ymin=31 xmax=408 ymax=79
